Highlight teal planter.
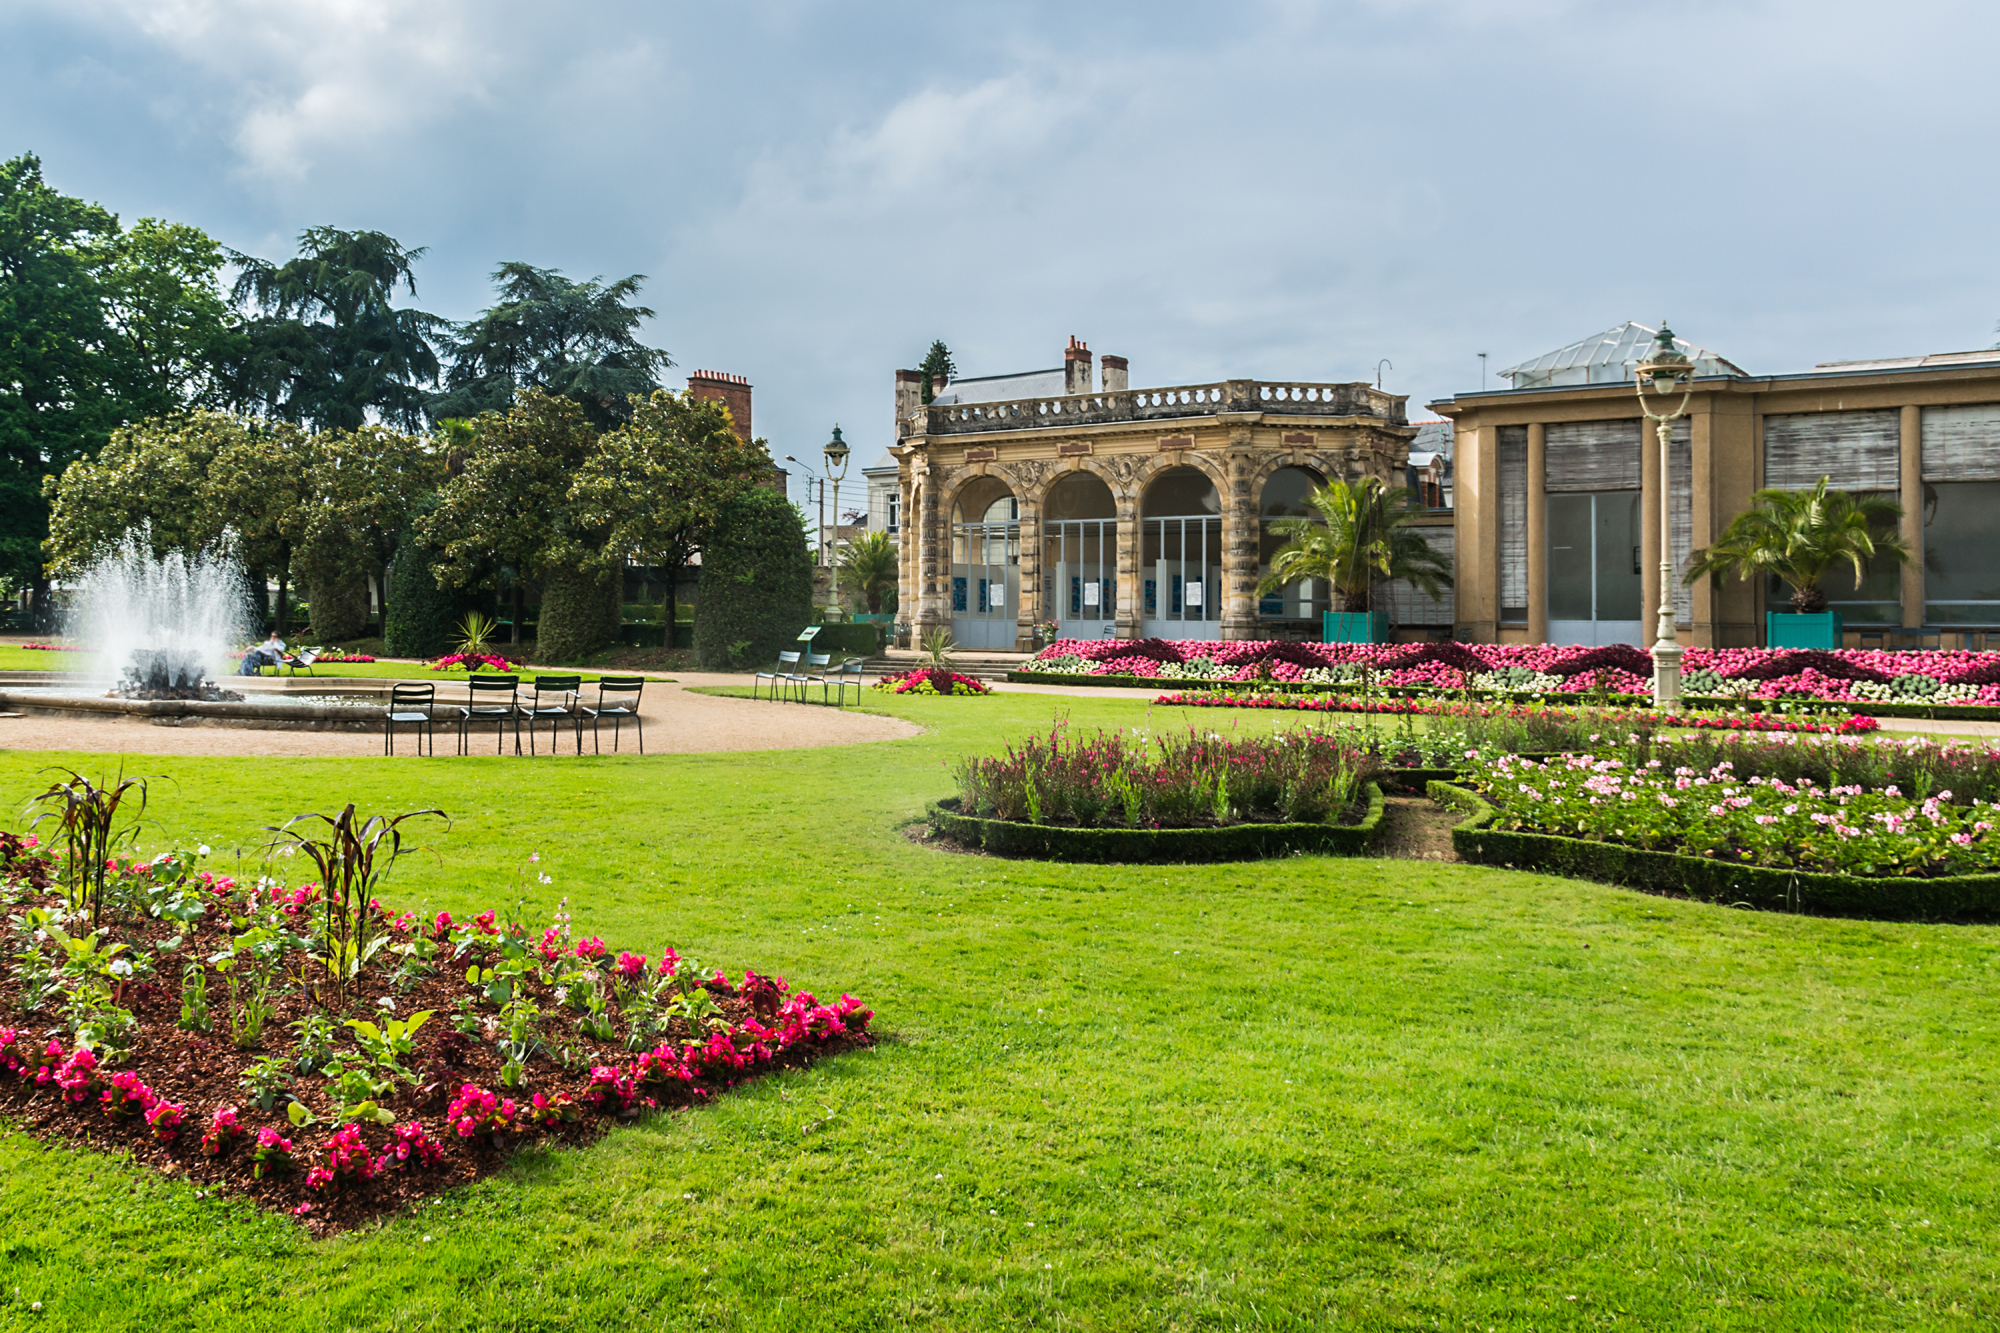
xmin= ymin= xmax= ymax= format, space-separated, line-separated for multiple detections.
xmin=1766 ymin=610 xmax=1843 ymax=649
xmin=1323 ymin=610 xmax=1391 ymax=644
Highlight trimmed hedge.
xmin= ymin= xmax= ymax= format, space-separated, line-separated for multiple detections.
xmin=384 ymin=510 xmax=470 ymax=660
xmin=924 ymin=784 xmax=1386 ymax=863
xmin=807 ymin=622 xmax=885 ymax=656
xmin=1430 ymin=781 xmax=2000 ymax=921
xmin=695 ymin=489 xmax=813 ymax=671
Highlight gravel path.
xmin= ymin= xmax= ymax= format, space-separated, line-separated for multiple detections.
xmin=0 ymin=675 xmax=920 ymax=759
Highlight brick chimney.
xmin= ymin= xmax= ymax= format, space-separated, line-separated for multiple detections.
xmin=687 ymin=370 xmax=752 ymax=440
xmin=895 ymin=368 xmax=924 ymax=436
xmin=1100 ymin=354 xmax=1129 ymax=393
xmin=1064 ymin=336 xmax=1093 ymax=395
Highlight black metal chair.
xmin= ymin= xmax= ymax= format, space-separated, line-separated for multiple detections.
xmin=522 ymin=675 xmax=582 ymax=755
xmin=791 ymin=652 xmax=831 ymax=703
xmin=755 ymin=651 xmax=800 ymax=701
xmin=457 ymin=675 xmax=521 ymax=755
xmin=831 ymin=658 xmax=869 ymax=707
xmin=581 ymin=676 xmax=645 ymax=754
xmin=384 ymin=683 xmax=435 ymax=757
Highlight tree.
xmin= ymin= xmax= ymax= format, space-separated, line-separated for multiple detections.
xmin=1684 ymin=476 xmax=1909 ymax=613
xmin=1256 ymin=476 xmax=1452 ymax=613
xmin=229 ymin=227 xmax=447 ymax=431
xmin=840 ymin=529 xmax=899 ymax=613
xmin=429 ymin=263 xmax=671 ymax=429
xmin=384 ymin=496 xmax=472 ymax=659
xmin=917 ymin=340 xmax=955 ymax=405
xmin=294 ymin=425 xmax=443 ymax=641
xmin=694 ymin=487 xmax=812 ymax=670
xmin=203 ymin=422 xmax=314 ymax=634
xmin=104 ymin=217 xmax=241 ymax=417
xmin=570 ymin=389 xmax=771 ymax=632
xmin=0 ymin=154 xmax=126 ymax=597
xmin=420 ymin=390 xmax=614 ymax=661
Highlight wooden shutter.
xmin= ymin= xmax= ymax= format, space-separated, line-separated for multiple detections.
xmin=1545 ymin=419 xmax=1641 ymax=493
xmin=1922 ymin=404 xmax=2000 ymax=481
xmin=1498 ymin=427 xmax=1527 ymax=619
xmin=1668 ymin=421 xmax=1692 ymax=626
xmin=1763 ymin=410 xmax=1899 ymax=489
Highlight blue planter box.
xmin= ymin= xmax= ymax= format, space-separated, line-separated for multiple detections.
xmin=1766 ymin=610 xmax=1843 ymax=649
xmin=1323 ymin=610 xmax=1391 ymax=644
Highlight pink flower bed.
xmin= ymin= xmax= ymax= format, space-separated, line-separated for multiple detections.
xmin=1029 ymin=639 xmax=2000 ymax=705
xmin=20 ymin=642 xmax=84 ymax=652
xmin=1153 ymin=692 xmax=1882 ymax=735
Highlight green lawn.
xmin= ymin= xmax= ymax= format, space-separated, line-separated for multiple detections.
xmin=1 ymin=692 xmax=1996 ymax=1330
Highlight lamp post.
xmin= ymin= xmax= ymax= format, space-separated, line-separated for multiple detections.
xmin=823 ymin=425 xmax=851 ymax=611
xmin=1633 ymin=322 xmax=1695 ymax=707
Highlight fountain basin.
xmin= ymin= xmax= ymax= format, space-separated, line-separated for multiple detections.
xmin=0 ymin=675 xmax=457 ymax=733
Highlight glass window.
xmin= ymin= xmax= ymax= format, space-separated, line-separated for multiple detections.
xmin=1795 ymin=490 xmax=1901 ymax=625
xmin=1925 ymin=481 xmax=2000 ymax=624
xmin=1143 ymin=467 xmax=1219 ymax=517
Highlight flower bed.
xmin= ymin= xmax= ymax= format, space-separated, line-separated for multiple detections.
xmin=926 ymin=787 xmax=1385 ymax=862
xmin=874 ymin=668 xmax=991 ymax=696
xmin=428 ymin=652 xmax=520 ymax=673
xmin=1020 ymin=638 xmax=2000 ymax=707
xmin=314 ymin=651 xmax=376 ymax=664
xmin=0 ymin=813 xmax=872 ymax=1232
xmin=20 ymin=642 xmax=84 ymax=652
xmin=1153 ymin=691 xmax=1882 ymax=736
xmin=1433 ymin=782 xmax=2000 ymax=921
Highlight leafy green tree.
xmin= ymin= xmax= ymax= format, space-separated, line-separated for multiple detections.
xmin=229 ymin=228 xmax=447 ymax=431
xmin=1257 ymin=476 xmax=1452 ymax=614
xmin=294 ymin=425 xmax=443 ymax=641
xmin=840 ymin=529 xmax=899 ymax=614
xmin=104 ymin=217 xmax=241 ymax=416
xmin=1685 ymin=476 xmax=1909 ymax=613
xmin=420 ymin=390 xmax=616 ymax=661
xmin=203 ymin=423 xmax=314 ymax=633
xmin=694 ymin=486 xmax=813 ymax=670
xmin=570 ymin=389 xmax=770 ymax=632
xmin=384 ymin=497 xmax=473 ymax=659
xmin=0 ymin=154 xmax=126 ymax=597
xmin=429 ymin=264 xmax=671 ymax=429
xmin=917 ymin=340 xmax=955 ymax=405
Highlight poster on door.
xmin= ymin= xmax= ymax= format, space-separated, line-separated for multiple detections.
xmin=1083 ymin=582 xmax=1099 ymax=607
xmin=1185 ymin=581 xmax=1203 ymax=609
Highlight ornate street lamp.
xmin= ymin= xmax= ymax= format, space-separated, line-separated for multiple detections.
xmin=823 ymin=425 xmax=851 ymax=611
xmin=1633 ymin=322 xmax=1694 ymax=706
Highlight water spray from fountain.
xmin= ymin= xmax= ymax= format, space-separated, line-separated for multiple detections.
xmin=66 ymin=531 xmax=256 ymax=700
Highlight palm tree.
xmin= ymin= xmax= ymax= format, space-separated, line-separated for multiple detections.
xmin=840 ymin=530 xmax=899 ymax=613
xmin=1256 ymin=476 xmax=1452 ymax=613
xmin=1683 ymin=477 xmax=1909 ymax=613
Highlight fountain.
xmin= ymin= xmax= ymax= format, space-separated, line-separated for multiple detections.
xmin=68 ymin=537 xmax=250 ymax=702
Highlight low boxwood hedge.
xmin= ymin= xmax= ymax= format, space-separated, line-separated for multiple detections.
xmin=1429 ymin=781 xmax=2000 ymax=921
xmin=924 ymin=783 xmax=1386 ymax=863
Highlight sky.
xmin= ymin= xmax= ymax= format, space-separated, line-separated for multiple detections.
xmin=6 ymin=0 xmax=2000 ymax=514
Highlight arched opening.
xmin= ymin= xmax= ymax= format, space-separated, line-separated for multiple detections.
xmin=1258 ymin=465 xmax=1330 ymax=624
xmin=949 ymin=477 xmax=1018 ymax=649
xmin=1042 ymin=471 xmax=1117 ymax=639
xmin=1140 ymin=466 xmax=1222 ymax=640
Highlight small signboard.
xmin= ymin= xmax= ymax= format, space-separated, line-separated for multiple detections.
xmin=1082 ymin=582 xmax=1099 ymax=607
xmin=1185 ymin=582 xmax=1204 ymax=608
xmin=797 ymin=625 xmax=823 ymax=641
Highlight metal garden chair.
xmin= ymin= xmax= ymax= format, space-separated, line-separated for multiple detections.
xmin=383 ymin=682 xmax=436 ymax=757
xmin=581 ymin=676 xmax=645 ymax=754
xmin=457 ymin=675 xmax=521 ymax=756
xmin=521 ymin=675 xmax=583 ymax=755
xmin=831 ymin=658 xmax=869 ymax=707
xmin=791 ymin=652 xmax=832 ymax=703
xmin=278 ymin=646 xmax=322 ymax=676
xmin=755 ymin=651 xmax=800 ymax=701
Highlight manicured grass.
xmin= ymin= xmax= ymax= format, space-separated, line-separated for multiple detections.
xmin=1 ymin=692 xmax=1998 ymax=1329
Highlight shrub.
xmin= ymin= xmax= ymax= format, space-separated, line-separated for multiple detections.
xmin=384 ymin=509 xmax=470 ymax=660
xmin=534 ymin=563 xmax=622 ymax=666
xmin=694 ymin=488 xmax=813 ymax=671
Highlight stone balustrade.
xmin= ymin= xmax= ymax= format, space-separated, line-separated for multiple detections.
xmin=918 ymin=379 xmax=1404 ymax=437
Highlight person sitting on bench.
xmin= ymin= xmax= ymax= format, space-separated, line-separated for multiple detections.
xmin=238 ymin=631 xmax=286 ymax=675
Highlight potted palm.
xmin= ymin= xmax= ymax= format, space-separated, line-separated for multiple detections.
xmin=1683 ymin=477 xmax=1908 ymax=649
xmin=1258 ymin=477 xmax=1452 ymax=644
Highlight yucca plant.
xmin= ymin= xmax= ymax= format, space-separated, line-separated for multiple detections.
xmin=266 ymin=804 xmax=445 ymax=999
xmin=921 ymin=626 xmax=959 ymax=674
xmin=28 ymin=769 xmax=149 ymax=928
xmin=455 ymin=611 xmax=499 ymax=656
xmin=1685 ymin=476 xmax=1910 ymax=612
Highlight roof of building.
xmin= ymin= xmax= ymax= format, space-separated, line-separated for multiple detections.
xmin=1410 ymin=419 xmax=1453 ymax=460
xmin=862 ymin=453 xmax=898 ymax=475
xmin=1498 ymin=321 xmax=1746 ymax=390
xmin=1812 ymin=348 xmax=2000 ymax=373
xmin=932 ymin=367 xmax=1066 ymax=405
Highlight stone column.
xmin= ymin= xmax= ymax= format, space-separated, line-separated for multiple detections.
xmin=1461 ymin=424 xmax=1497 ymax=641
xmin=1115 ymin=480 xmax=1142 ymax=640
xmin=1220 ymin=434 xmax=1260 ymax=641
xmin=1641 ymin=417 xmax=1662 ymax=645
xmin=1015 ymin=494 xmax=1040 ymax=652
xmin=1526 ymin=423 xmax=1547 ymax=644
xmin=916 ymin=460 xmax=945 ymax=641
xmin=1901 ymin=404 xmax=1924 ymax=630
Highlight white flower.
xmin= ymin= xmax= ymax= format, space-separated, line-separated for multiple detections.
xmin=197 ymin=844 xmax=211 ymax=857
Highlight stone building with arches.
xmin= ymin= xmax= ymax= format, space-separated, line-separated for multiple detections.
xmin=887 ymin=338 xmax=1422 ymax=650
